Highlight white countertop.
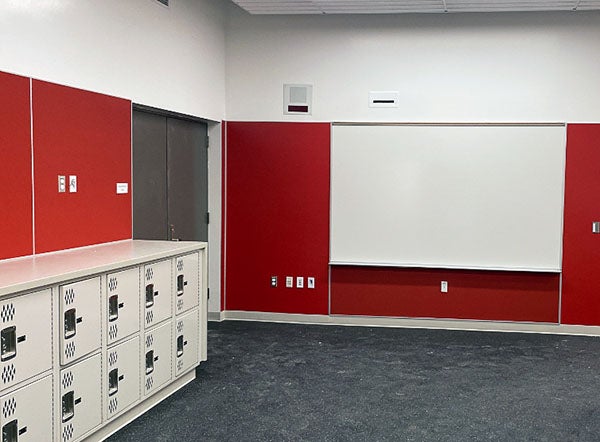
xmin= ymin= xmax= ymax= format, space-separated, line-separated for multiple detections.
xmin=0 ymin=240 xmax=207 ymax=297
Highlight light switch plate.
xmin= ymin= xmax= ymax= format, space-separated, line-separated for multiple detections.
xmin=116 ymin=183 xmax=128 ymax=194
xmin=296 ymin=277 xmax=304 ymax=288
xmin=286 ymin=276 xmax=293 ymax=288
xmin=307 ymin=277 xmax=315 ymax=289
xmin=58 ymin=175 xmax=66 ymax=193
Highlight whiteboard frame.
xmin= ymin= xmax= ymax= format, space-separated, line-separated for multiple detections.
xmin=329 ymin=122 xmax=567 ymax=273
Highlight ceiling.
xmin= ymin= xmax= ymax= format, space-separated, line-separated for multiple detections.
xmin=229 ymin=0 xmax=600 ymax=14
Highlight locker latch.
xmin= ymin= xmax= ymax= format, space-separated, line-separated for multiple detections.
xmin=176 ymin=335 xmax=187 ymax=358
xmin=145 ymin=350 xmax=155 ymax=375
xmin=109 ymin=295 xmax=119 ymax=322
xmin=108 ymin=368 xmax=124 ymax=396
xmin=145 ymin=284 xmax=158 ymax=308
xmin=1 ymin=327 xmax=16 ymax=362
xmin=64 ymin=309 xmax=78 ymax=339
xmin=61 ymin=391 xmax=75 ymax=423
xmin=177 ymin=275 xmax=188 ymax=297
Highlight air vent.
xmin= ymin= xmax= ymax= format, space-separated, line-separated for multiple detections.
xmin=155 ymin=0 xmax=169 ymax=7
xmin=284 ymin=84 xmax=312 ymax=115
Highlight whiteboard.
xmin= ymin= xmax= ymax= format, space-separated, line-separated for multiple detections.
xmin=330 ymin=124 xmax=566 ymax=272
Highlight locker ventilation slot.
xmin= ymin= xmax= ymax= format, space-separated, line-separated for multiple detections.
xmin=177 ymin=299 xmax=184 ymax=311
xmin=145 ymin=268 xmax=154 ymax=281
xmin=108 ymin=351 xmax=118 ymax=367
xmin=108 ymin=397 xmax=118 ymax=415
xmin=177 ymin=321 xmax=184 ymax=333
xmin=177 ymin=260 xmax=184 ymax=271
xmin=64 ymin=288 xmax=75 ymax=305
xmin=177 ymin=359 xmax=184 ymax=372
xmin=1 ymin=365 xmax=15 ymax=384
xmin=146 ymin=310 xmax=154 ymax=324
xmin=145 ymin=334 xmax=154 ymax=348
xmin=0 ymin=304 xmax=15 ymax=323
xmin=108 ymin=277 xmax=118 ymax=292
xmin=62 ymin=423 xmax=74 ymax=442
xmin=64 ymin=341 xmax=76 ymax=359
xmin=109 ymin=324 xmax=118 ymax=341
xmin=62 ymin=371 xmax=74 ymax=389
xmin=2 ymin=398 xmax=16 ymax=418
xmin=145 ymin=376 xmax=154 ymax=391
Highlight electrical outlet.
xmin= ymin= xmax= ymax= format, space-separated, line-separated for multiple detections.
xmin=441 ymin=281 xmax=448 ymax=293
xmin=270 ymin=276 xmax=277 ymax=287
xmin=296 ymin=277 xmax=304 ymax=288
xmin=58 ymin=175 xmax=66 ymax=193
xmin=69 ymin=175 xmax=77 ymax=193
xmin=307 ymin=277 xmax=315 ymax=289
xmin=286 ymin=276 xmax=293 ymax=288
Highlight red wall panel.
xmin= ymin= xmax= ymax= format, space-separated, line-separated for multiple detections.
xmin=561 ymin=124 xmax=600 ymax=325
xmin=331 ymin=266 xmax=560 ymax=323
xmin=225 ymin=122 xmax=330 ymax=314
xmin=0 ymin=72 xmax=33 ymax=259
xmin=32 ymin=80 xmax=132 ymax=253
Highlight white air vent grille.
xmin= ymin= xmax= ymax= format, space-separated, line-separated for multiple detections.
xmin=284 ymin=84 xmax=313 ymax=115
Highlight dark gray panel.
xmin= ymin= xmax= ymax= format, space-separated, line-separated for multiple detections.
xmin=167 ymin=118 xmax=208 ymax=242
xmin=132 ymin=111 xmax=168 ymax=240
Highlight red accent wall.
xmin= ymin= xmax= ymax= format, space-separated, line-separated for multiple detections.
xmin=32 ymin=80 xmax=132 ymax=254
xmin=331 ymin=266 xmax=560 ymax=322
xmin=561 ymin=124 xmax=600 ymax=325
xmin=225 ymin=122 xmax=330 ymax=314
xmin=0 ymin=72 xmax=33 ymax=260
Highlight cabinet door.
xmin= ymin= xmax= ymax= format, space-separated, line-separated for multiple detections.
xmin=106 ymin=336 xmax=140 ymax=420
xmin=174 ymin=253 xmax=199 ymax=316
xmin=174 ymin=309 xmax=200 ymax=377
xmin=0 ymin=289 xmax=52 ymax=392
xmin=142 ymin=260 xmax=171 ymax=328
xmin=143 ymin=322 xmax=171 ymax=396
xmin=106 ymin=268 xmax=140 ymax=345
xmin=0 ymin=375 xmax=53 ymax=442
xmin=60 ymin=354 xmax=102 ymax=442
xmin=60 ymin=277 xmax=101 ymax=365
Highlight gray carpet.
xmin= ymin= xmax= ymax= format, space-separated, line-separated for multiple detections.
xmin=107 ymin=321 xmax=600 ymax=441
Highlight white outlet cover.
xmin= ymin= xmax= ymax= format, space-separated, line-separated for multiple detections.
xmin=69 ymin=175 xmax=77 ymax=193
xmin=441 ymin=281 xmax=448 ymax=293
xmin=286 ymin=276 xmax=293 ymax=288
xmin=307 ymin=277 xmax=315 ymax=289
xmin=58 ymin=175 xmax=66 ymax=193
xmin=296 ymin=277 xmax=304 ymax=288
xmin=116 ymin=183 xmax=128 ymax=194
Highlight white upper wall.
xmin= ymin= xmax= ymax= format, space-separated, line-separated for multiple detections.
xmin=225 ymin=9 xmax=600 ymax=122
xmin=0 ymin=0 xmax=227 ymax=121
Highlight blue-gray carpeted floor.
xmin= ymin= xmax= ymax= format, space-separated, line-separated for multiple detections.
xmin=107 ymin=321 xmax=600 ymax=441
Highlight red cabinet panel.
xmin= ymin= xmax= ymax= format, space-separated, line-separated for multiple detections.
xmin=561 ymin=124 xmax=600 ymax=325
xmin=0 ymin=72 xmax=33 ymax=259
xmin=225 ymin=122 xmax=330 ymax=314
xmin=32 ymin=80 xmax=132 ymax=253
xmin=331 ymin=266 xmax=560 ymax=323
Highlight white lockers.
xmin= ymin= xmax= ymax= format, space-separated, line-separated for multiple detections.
xmin=0 ymin=246 xmax=205 ymax=442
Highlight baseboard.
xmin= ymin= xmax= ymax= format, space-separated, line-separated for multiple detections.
xmin=208 ymin=311 xmax=224 ymax=322
xmin=221 ymin=310 xmax=600 ymax=337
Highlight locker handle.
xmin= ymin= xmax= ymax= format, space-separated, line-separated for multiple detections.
xmin=62 ymin=391 xmax=75 ymax=423
xmin=108 ymin=295 xmax=119 ymax=322
xmin=1 ymin=326 xmax=17 ymax=362
xmin=177 ymin=275 xmax=185 ymax=296
xmin=145 ymin=284 xmax=155 ymax=308
xmin=64 ymin=309 xmax=77 ymax=339
xmin=177 ymin=335 xmax=184 ymax=358
xmin=145 ymin=350 xmax=155 ymax=375
xmin=2 ymin=419 xmax=18 ymax=442
xmin=108 ymin=368 xmax=119 ymax=396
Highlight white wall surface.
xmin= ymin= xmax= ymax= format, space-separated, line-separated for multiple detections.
xmin=225 ymin=9 xmax=600 ymax=122
xmin=0 ymin=0 xmax=227 ymax=121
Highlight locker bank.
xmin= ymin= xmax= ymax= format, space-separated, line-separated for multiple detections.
xmin=2 ymin=0 xmax=600 ymax=440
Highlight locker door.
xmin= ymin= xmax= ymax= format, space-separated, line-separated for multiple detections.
xmin=106 ymin=268 xmax=140 ymax=345
xmin=174 ymin=253 xmax=200 ymax=315
xmin=60 ymin=277 xmax=101 ymax=365
xmin=174 ymin=309 xmax=200 ymax=377
xmin=106 ymin=336 xmax=140 ymax=420
xmin=60 ymin=354 xmax=102 ymax=442
xmin=143 ymin=260 xmax=171 ymax=329
xmin=143 ymin=322 xmax=171 ymax=396
xmin=0 ymin=375 xmax=53 ymax=442
xmin=0 ymin=289 xmax=52 ymax=392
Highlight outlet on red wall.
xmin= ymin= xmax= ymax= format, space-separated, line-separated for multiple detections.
xmin=224 ymin=122 xmax=330 ymax=314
